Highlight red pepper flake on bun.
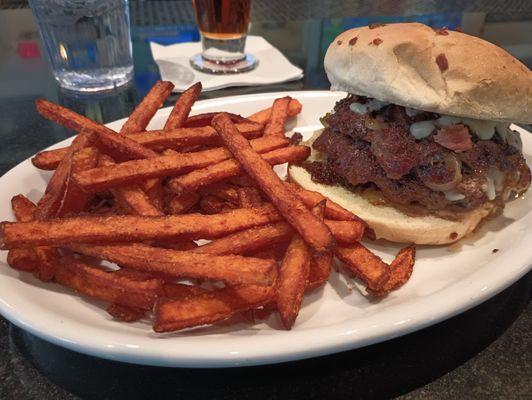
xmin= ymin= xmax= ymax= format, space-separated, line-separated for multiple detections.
xmin=436 ymin=53 xmax=448 ymax=72
xmin=348 ymin=37 xmax=358 ymax=46
xmin=337 ymin=40 xmax=343 ymax=45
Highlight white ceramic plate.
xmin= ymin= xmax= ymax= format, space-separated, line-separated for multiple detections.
xmin=0 ymin=91 xmax=531 ymax=368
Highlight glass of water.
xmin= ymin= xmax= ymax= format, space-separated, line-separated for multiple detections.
xmin=28 ymin=0 xmax=134 ymax=92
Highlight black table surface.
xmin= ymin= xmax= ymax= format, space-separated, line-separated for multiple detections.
xmin=0 ymin=1 xmax=531 ymax=399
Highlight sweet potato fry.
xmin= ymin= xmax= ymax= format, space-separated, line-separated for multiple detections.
xmin=74 ymin=136 xmax=288 ymax=192
xmin=264 ymin=97 xmax=291 ymax=137
xmin=228 ymin=175 xmax=257 ymax=187
xmin=106 ymin=303 xmax=146 ymax=322
xmin=198 ymin=182 xmax=240 ymax=204
xmin=185 ymin=112 xmax=249 ymax=128
xmin=36 ymin=131 xmax=94 ymax=219
xmin=156 ymin=240 xmax=199 ymax=251
xmin=56 ymin=146 xmax=99 ymax=217
xmin=32 ymin=147 xmax=69 ymax=170
xmin=237 ymin=186 xmax=262 ymax=208
xmin=36 ymin=99 xmax=158 ymax=161
xmin=164 ymin=82 xmax=201 ymax=130
xmin=120 ymin=80 xmax=174 ymax=134
xmin=11 ymin=195 xmax=37 ymax=222
xmin=0 ymin=204 xmax=282 ymax=249
xmin=99 ymin=155 xmax=163 ymax=217
xmin=141 ymin=178 xmax=164 ymax=211
xmin=54 ymin=256 xmax=162 ymax=310
xmin=285 ymin=182 xmax=358 ymax=222
xmin=287 ymin=182 xmax=374 ymax=239
xmin=335 ymin=243 xmax=391 ymax=293
xmin=322 ymin=219 xmax=365 ymax=244
xmin=166 ymin=191 xmax=200 ymax=214
xmin=193 ymin=222 xmax=293 ymax=256
xmin=276 ymin=234 xmax=310 ymax=329
xmin=153 ymin=284 xmax=276 ymax=332
xmin=247 ymin=242 xmax=290 ymax=261
xmin=213 ymin=113 xmax=333 ymax=252
xmin=130 ymin=123 xmax=263 ymax=150
xmin=36 ymin=99 xmax=116 ymax=137
xmin=162 ymin=282 xmax=208 ymax=299
xmin=308 ymin=251 xmax=333 ymax=290
xmin=11 ymin=195 xmax=56 ymax=281
xmin=72 ymin=243 xmax=277 ymax=285
xmin=369 ymin=245 xmax=416 ymax=296
xmin=112 ymin=268 xmax=163 ymax=281
xmin=248 ymin=98 xmax=302 ymax=125
xmin=307 ymin=201 xmax=331 ymax=289
xmin=168 ymin=145 xmax=310 ymax=194
xmin=7 ymin=247 xmax=39 ymax=272
xmin=96 ymin=128 xmax=158 ymax=160
xmin=199 ymin=195 xmax=237 ymax=214
xmin=32 ymin=123 xmax=263 ymax=171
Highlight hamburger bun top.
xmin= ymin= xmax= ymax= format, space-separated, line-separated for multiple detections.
xmin=325 ymin=23 xmax=532 ymax=124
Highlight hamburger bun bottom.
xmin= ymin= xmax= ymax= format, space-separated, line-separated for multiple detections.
xmin=288 ymin=132 xmax=495 ymax=245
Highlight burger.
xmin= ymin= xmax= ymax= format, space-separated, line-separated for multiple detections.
xmin=289 ymin=23 xmax=532 ymax=244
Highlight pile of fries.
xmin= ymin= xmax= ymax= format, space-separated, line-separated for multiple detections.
xmin=0 ymin=81 xmax=416 ymax=332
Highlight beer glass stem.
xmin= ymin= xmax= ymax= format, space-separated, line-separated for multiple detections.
xmin=201 ymin=36 xmax=247 ymax=64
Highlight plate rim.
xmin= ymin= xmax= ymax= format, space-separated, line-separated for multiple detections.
xmin=0 ymin=90 xmax=531 ymax=368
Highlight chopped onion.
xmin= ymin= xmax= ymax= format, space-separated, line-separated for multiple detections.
xmin=496 ymin=123 xmax=510 ymax=143
xmin=444 ymin=190 xmax=466 ymax=201
xmin=409 ymin=120 xmax=436 ymax=139
xmin=423 ymin=154 xmax=463 ymax=192
xmin=507 ymin=129 xmax=523 ymax=150
xmin=487 ymin=167 xmax=505 ymax=192
xmin=485 ymin=176 xmax=496 ymax=200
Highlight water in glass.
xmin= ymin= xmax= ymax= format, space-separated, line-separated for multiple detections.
xmin=29 ymin=0 xmax=134 ymax=92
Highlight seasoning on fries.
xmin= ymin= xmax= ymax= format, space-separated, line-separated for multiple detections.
xmin=1 ymin=81 xmax=416 ymax=334
xmin=120 ymin=80 xmax=174 ymax=135
xmin=212 ymin=112 xmax=333 ymax=252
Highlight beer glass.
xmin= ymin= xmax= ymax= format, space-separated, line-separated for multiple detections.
xmin=191 ymin=0 xmax=258 ymax=74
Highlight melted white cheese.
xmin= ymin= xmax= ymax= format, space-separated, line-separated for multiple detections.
xmin=405 ymin=107 xmax=422 ymax=117
xmin=349 ymin=100 xmax=389 ymax=115
xmin=348 ymin=100 xmax=515 ymax=144
xmin=409 ymin=121 xmax=436 ymax=139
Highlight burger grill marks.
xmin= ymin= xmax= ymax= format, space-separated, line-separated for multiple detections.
xmin=306 ymin=95 xmax=531 ymax=215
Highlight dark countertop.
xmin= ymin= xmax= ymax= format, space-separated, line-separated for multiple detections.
xmin=0 ymin=1 xmax=531 ymax=398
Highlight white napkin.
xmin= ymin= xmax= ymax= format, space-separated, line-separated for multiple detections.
xmin=150 ymin=36 xmax=304 ymax=92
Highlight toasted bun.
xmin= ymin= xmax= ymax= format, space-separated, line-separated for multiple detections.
xmin=289 ymin=131 xmax=494 ymax=245
xmin=289 ymin=163 xmax=493 ymax=244
xmin=325 ymin=23 xmax=532 ymax=124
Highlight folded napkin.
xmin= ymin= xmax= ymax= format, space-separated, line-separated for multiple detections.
xmin=150 ymin=36 xmax=304 ymax=92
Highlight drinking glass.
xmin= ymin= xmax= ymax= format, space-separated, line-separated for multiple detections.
xmin=28 ymin=0 xmax=134 ymax=92
xmin=191 ymin=0 xmax=258 ymax=74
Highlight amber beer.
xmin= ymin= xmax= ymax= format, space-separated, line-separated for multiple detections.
xmin=191 ymin=0 xmax=257 ymax=73
xmin=193 ymin=0 xmax=251 ymax=40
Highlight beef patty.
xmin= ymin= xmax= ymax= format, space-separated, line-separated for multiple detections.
xmin=305 ymin=95 xmax=530 ymax=216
